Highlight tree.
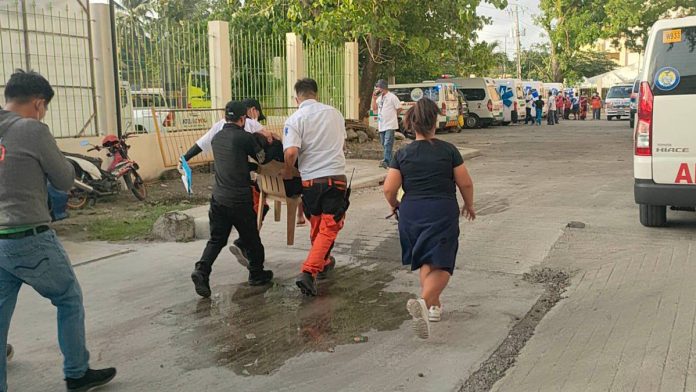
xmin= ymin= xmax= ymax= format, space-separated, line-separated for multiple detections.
xmin=536 ymin=0 xmax=607 ymax=82
xmin=519 ymin=44 xmax=616 ymax=84
xmin=603 ymin=0 xmax=696 ymax=51
xmin=220 ymin=0 xmax=507 ymax=118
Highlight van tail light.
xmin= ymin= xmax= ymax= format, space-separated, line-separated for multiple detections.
xmin=635 ymin=81 xmax=653 ymax=156
xmin=187 ymin=102 xmax=192 ymax=109
xmin=514 ymin=100 xmax=518 ymax=111
xmin=487 ymin=100 xmax=493 ymax=112
xmin=163 ymin=112 xmax=175 ymax=127
xmin=441 ymin=102 xmax=447 ymax=115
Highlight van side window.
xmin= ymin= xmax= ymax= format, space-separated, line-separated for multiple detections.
xmin=460 ymin=88 xmax=486 ymax=101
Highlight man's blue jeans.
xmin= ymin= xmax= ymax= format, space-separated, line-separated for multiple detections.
xmin=0 ymin=230 xmax=89 ymax=391
xmin=379 ymin=129 xmax=396 ymax=166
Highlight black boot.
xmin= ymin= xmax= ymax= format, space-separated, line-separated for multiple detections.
xmin=317 ymin=256 xmax=336 ymax=280
xmin=248 ymin=270 xmax=274 ymax=286
xmin=296 ymin=272 xmax=317 ymax=296
xmin=191 ymin=263 xmax=211 ymax=298
xmin=66 ymin=368 xmax=117 ymax=392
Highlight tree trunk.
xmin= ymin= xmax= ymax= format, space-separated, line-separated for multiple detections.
xmin=549 ymin=43 xmax=562 ymax=83
xmin=358 ymin=36 xmax=381 ymax=120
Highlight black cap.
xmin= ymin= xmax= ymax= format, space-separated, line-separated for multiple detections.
xmin=243 ymin=98 xmax=266 ymax=122
xmin=225 ymin=100 xmax=247 ymax=121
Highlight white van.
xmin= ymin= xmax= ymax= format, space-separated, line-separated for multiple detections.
xmin=523 ymin=80 xmax=547 ymax=117
xmin=634 ymin=16 xmax=696 ymax=227
xmin=444 ymin=77 xmax=503 ymax=128
xmin=494 ymin=79 xmax=527 ymax=122
xmin=131 ymin=88 xmax=172 ymax=133
xmin=605 ymin=84 xmax=633 ymax=120
xmin=368 ymin=82 xmax=460 ymax=133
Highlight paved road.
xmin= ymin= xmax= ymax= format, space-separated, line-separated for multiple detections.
xmin=10 ymin=118 xmax=691 ymax=392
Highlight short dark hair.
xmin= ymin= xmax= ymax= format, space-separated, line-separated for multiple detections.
xmin=403 ymin=98 xmax=440 ymax=137
xmin=294 ymin=78 xmax=318 ymax=98
xmin=4 ymin=69 xmax=54 ymax=104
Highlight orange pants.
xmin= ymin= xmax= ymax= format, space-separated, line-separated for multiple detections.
xmin=300 ymin=177 xmax=348 ymax=276
xmin=252 ymin=185 xmax=261 ymax=215
xmin=303 ymin=214 xmax=344 ymax=275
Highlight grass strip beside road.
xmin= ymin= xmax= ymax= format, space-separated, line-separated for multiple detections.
xmin=86 ymin=202 xmax=195 ymax=241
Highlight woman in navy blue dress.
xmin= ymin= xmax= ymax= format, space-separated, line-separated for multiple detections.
xmin=383 ymin=98 xmax=475 ymax=339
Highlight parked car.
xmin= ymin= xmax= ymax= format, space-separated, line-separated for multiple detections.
xmin=390 ymin=82 xmax=461 ymax=133
xmin=633 ymin=15 xmax=696 ymax=227
xmin=494 ymin=79 xmax=527 ymax=123
xmin=543 ymin=82 xmax=565 ymax=97
xmin=131 ymin=88 xmax=173 ymax=133
xmin=605 ymin=84 xmax=633 ymax=120
xmin=629 ymin=78 xmax=640 ymax=129
xmin=445 ymin=77 xmax=503 ymax=128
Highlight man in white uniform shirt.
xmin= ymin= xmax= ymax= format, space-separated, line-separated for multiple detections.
xmin=282 ymin=78 xmax=347 ymax=296
xmin=371 ymin=79 xmax=401 ymax=168
xmin=180 ymin=99 xmax=273 ymax=163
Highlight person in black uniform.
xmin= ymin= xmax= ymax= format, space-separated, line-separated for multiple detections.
xmin=190 ymin=101 xmax=273 ymax=298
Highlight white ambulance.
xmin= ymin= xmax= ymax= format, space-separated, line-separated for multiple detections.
xmin=634 ymin=16 xmax=696 ymax=227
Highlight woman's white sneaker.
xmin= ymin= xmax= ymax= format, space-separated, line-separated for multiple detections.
xmin=428 ymin=306 xmax=442 ymax=322
xmin=406 ymin=298 xmax=430 ymax=339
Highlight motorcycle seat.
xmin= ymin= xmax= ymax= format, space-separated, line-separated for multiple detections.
xmin=64 ymin=152 xmax=103 ymax=168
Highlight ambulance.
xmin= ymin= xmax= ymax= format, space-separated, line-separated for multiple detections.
xmin=369 ymin=82 xmax=461 ymax=133
xmin=634 ymin=16 xmax=696 ymax=227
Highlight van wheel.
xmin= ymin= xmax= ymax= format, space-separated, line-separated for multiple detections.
xmin=639 ymin=204 xmax=667 ymax=227
xmin=465 ymin=115 xmax=479 ymax=129
xmin=607 ymin=116 xmax=613 ymax=121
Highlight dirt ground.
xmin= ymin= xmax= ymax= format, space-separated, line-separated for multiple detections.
xmin=53 ymin=169 xmax=213 ymax=242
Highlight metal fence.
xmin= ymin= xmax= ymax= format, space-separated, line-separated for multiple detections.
xmin=151 ymin=106 xmax=296 ymax=168
xmin=0 ymin=0 xmax=96 ymax=138
xmin=305 ymin=40 xmax=346 ymax=115
xmin=117 ymin=17 xmax=210 ymax=133
xmin=230 ymin=30 xmax=287 ymax=110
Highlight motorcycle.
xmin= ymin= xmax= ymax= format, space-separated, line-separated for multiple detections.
xmin=64 ymin=133 xmax=147 ymax=209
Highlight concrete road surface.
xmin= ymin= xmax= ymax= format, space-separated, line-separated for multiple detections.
xmin=9 ymin=118 xmax=694 ymax=392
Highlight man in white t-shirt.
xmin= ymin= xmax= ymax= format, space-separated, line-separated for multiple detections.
xmin=282 ymin=78 xmax=347 ymax=297
xmin=181 ymin=99 xmax=273 ymax=162
xmin=371 ymin=79 xmax=401 ymax=169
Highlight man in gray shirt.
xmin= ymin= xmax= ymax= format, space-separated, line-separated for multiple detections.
xmin=0 ymin=70 xmax=115 ymax=391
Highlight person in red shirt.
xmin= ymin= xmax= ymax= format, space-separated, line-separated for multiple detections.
xmin=590 ymin=94 xmax=602 ymax=120
xmin=554 ymin=94 xmax=564 ymax=123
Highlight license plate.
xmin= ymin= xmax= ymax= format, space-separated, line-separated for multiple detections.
xmin=663 ymin=29 xmax=682 ymax=44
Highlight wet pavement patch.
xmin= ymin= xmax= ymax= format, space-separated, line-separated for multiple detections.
xmin=157 ymin=261 xmax=412 ymax=376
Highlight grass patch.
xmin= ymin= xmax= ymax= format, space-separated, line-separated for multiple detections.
xmin=87 ymin=203 xmax=193 ymax=241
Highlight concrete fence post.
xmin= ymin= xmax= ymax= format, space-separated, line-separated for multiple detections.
xmin=89 ymin=0 xmax=117 ymax=135
xmin=208 ymin=21 xmax=232 ymax=109
xmin=344 ymin=41 xmax=359 ymax=120
xmin=286 ymin=33 xmax=305 ymax=109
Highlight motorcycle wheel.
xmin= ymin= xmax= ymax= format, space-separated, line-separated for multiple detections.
xmin=124 ymin=171 xmax=147 ymax=201
xmin=67 ymin=189 xmax=88 ymax=210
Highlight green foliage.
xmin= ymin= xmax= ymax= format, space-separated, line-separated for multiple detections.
xmin=603 ymin=0 xmax=696 ymax=52
xmin=120 ymin=0 xmax=508 ymax=116
xmin=519 ymin=44 xmax=616 ymax=84
xmin=536 ymin=0 xmax=610 ymax=82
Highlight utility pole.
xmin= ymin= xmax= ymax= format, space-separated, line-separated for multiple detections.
xmin=503 ymin=36 xmax=507 ymax=77
xmin=514 ymin=3 xmax=522 ymax=80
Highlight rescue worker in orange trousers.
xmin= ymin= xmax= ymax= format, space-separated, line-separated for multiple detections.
xmin=282 ymin=78 xmax=348 ymax=296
